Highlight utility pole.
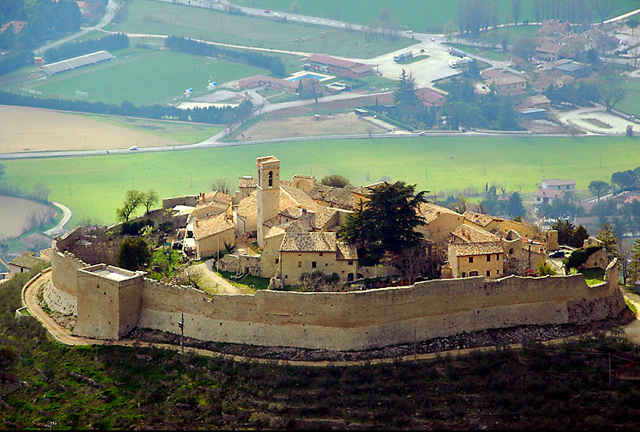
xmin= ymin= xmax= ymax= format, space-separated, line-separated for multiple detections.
xmin=176 ymin=313 xmax=184 ymax=354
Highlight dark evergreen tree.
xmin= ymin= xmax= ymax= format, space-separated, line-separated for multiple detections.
xmin=339 ymin=182 xmax=427 ymax=265
xmin=506 ymin=191 xmax=526 ymax=219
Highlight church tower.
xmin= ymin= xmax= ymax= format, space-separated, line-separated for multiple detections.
xmin=256 ymin=156 xmax=280 ymax=247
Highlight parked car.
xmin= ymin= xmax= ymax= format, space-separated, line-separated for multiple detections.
xmin=549 ymin=250 xmax=565 ymax=258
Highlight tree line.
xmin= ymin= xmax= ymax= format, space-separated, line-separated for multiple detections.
xmin=43 ymin=33 xmax=130 ymax=63
xmin=0 ymin=0 xmax=82 ymax=51
xmin=0 ymin=90 xmax=254 ymax=126
xmin=455 ymin=0 xmax=614 ymax=37
xmin=165 ymin=36 xmax=286 ymax=77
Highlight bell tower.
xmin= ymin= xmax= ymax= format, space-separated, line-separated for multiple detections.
xmin=256 ymin=156 xmax=280 ymax=247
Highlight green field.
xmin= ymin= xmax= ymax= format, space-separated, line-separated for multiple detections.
xmin=111 ymin=0 xmax=412 ymax=59
xmin=231 ymin=0 xmax=640 ymax=33
xmin=615 ymin=78 xmax=640 ymax=119
xmin=2 ymin=135 xmax=638 ymax=227
xmin=27 ymin=48 xmax=266 ymax=106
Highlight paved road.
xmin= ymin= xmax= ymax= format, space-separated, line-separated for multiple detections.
xmin=43 ymin=201 xmax=72 ymax=238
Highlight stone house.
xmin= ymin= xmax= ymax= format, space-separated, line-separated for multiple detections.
xmin=190 ymin=213 xmax=235 ymax=260
xmin=416 ymin=87 xmax=447 ymax=107
xmin=536 ymin=41 xmax=565 ymax=62
xmin=447 ymin=242 xmax=504 ymax=279
xmin=533 ymin=178 xmax=576 ymax=205
xmin=7 ymin=251 xmax=48 ymax=280
xmin=463 ymin=211 xmax=541 ymax=240
xmin=278 ymin=231 xmax=358 ymax=285
xmin=481 ymin=69 xmax=527 ymax=97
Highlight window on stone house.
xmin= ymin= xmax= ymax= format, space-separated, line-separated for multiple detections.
xmin=470 ymin=271 xmax=478 ymax=276
xmin=348 ymin=261 xmax=353 ymax=265
xmin=347 ymin=273 xmax=354 ymax=281
xmin=312 ymin=261 xmax=317 ymax=268
xmin=469 ymin=257 xmax=474 ymax=263
xmin=496 ymin=253 xmax=500 ymax=260
xmin=298 ymin=261 xmax=302 ymax=267
xmin=275 ymin=258 xmax=279 ymax=264
xmin=497 ymin=269 xmax=500 ymax=275
xmin=319 ymin=252 xmax=323 ymax=256
xmin=462 ymin=272 xmax=466 ymax=277
xmin=486 ymin=270 xmax=491 ymax=277
xmin=268 ymin=171 xmax=273 ymax=187
xmin=486 ymin=254 xmax=491 ymax=262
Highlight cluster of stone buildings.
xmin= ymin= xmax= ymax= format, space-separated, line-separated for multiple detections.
xmin=161 ymin=156 xmax=572 ymax=289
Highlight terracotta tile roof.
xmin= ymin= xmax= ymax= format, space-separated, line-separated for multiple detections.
xmin=419 ymin=202 xmax=462 ymax=224
xmin=463 ymin=211 xmax=496 ymax=228
xmin=199 ymin=191 xmax=233 ymax=206
xmin=193 ymin=213 xmax=234 ymax=240
xmin=280 ymin=184 xmax=318 ymax=209
xmin=280 ymin=231 xmax=357 ymax=260
xmin=481 ymin=69 xmax=508 ymax=80
xmin=305 ymin=54 xmax=376 ymax=74
xmin=190 ymin=201 xmax=229 ymax=221
xmin=416 ymin=87 xmax=447 ymax=106
xmin=336 ymin=242 xmax=358 ymax=261
xmin=236 ymin=191 xmax=257 ymax=219
xmin=313 ymin=206 xmax=339 ymax=229
xmin=352 ymin=181 xmax=388 ymax=197
xmin=450 ymin=242 xmax=504 ymax=257
xmin=536 ymin=41 xmax=564 ymax=54
xmin=281 ymin=231 xmax=338 ymax=253
xmin=9 ymin=252 xmax=46 ymax=269
xmin=452 ymin=223 xmax=500 ymax=243
xmin=264 ymin=226 xmax=285 ymax=239
xmin=308 ymin=184 xmax=355 ymax=210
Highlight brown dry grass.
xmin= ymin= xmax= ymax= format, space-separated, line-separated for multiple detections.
xmin=237 ymin=112 xmax=388 ymax=140
xmin=0 ymin=195 xmax=52 ymax=240
xmin=0 ymin=105 xmax=177 ymax=153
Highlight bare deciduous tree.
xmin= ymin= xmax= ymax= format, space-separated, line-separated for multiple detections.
xmin=211 ymin=178 xmax=232 ymax=194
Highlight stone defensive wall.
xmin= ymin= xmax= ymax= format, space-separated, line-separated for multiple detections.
xmin=46 ymin=228 xmax=626 ymax=352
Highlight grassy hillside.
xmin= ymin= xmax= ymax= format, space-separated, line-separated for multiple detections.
xmin=2 ymin=135 xmax=638 ymax=227
xmin=111 ymin=0 xmax=413 ymax=59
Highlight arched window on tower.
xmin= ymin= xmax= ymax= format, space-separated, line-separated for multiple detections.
xmin=268 ymin=171 xmax=273 ymax=187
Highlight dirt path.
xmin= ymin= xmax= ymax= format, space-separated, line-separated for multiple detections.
xmin=185 ymin=259 xmax=245 ymax=295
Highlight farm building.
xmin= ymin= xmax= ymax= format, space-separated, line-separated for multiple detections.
xmin=238 ymin=75 xmax=299 ymax=93
xmin=302 ymin=54 xmax=377 ymax=78
xmin=41 ymin=50 xmax=114 ymax=76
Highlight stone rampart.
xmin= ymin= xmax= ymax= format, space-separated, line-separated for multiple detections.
xmin=53 ymin=238 xmax=627 ymax=351
xmin=162 ymin=195 xmax=198 ymax=209
xmin=51 ymin=228 xmax=88 ymax=299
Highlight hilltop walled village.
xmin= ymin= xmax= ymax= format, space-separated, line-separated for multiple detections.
xmin=32 ymin=155 xmax=628 ymax=352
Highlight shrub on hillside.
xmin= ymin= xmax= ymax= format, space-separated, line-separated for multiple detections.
xmin=563 ymin=245 xmax=602 ymax=270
